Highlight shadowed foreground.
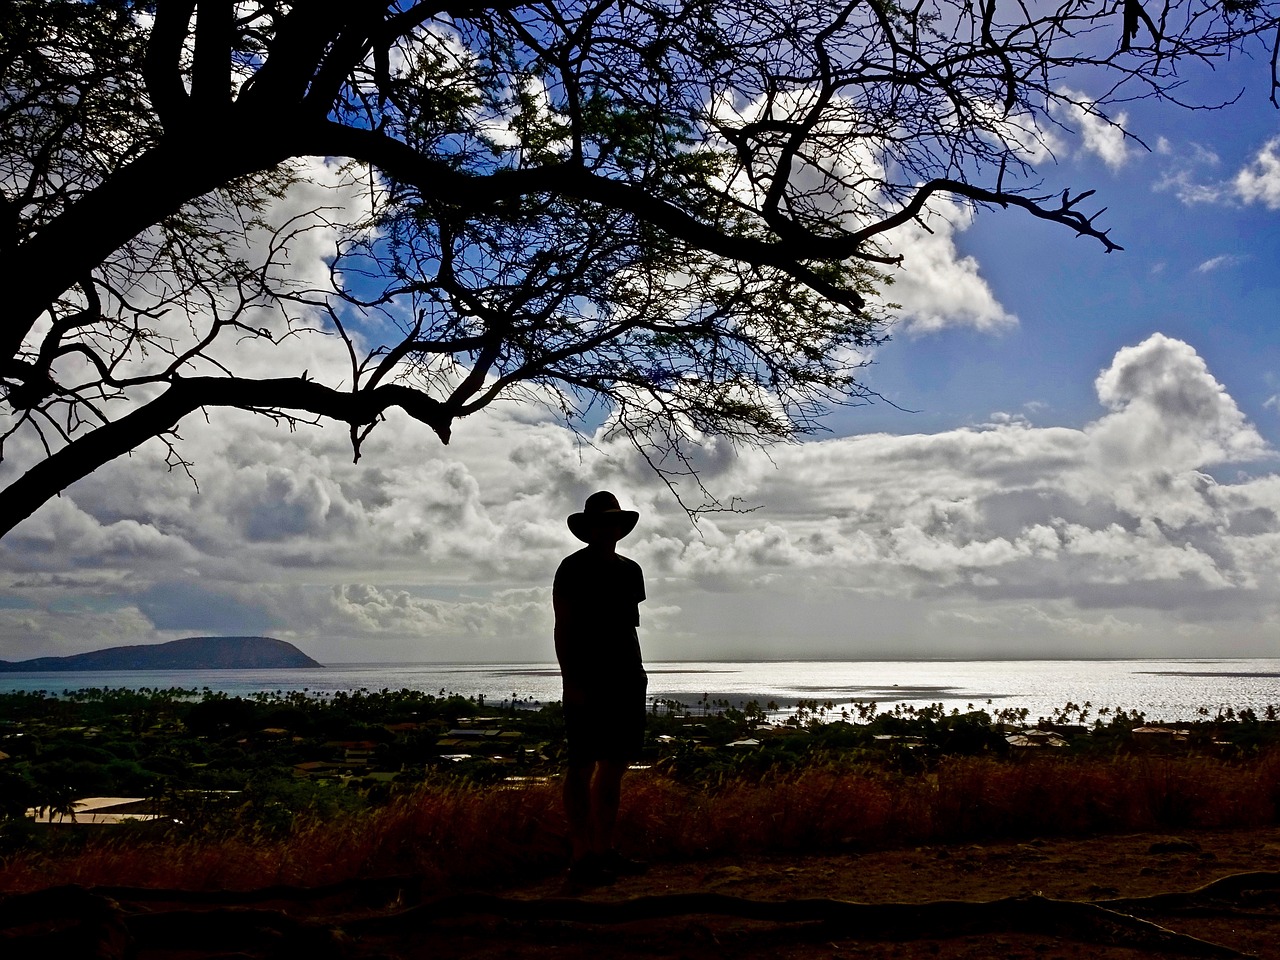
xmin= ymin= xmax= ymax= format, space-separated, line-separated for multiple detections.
xmin=4 ymin=826 xmax=1280 ymax=959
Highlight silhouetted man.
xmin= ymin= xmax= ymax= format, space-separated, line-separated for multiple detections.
xmin=554 ymin=491 xmax=648 ymax=887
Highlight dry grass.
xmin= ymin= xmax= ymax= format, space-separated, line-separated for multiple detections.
xmin=617 ymin=749 xmax=1280 ymax=859
xmin=4 ymin=749 xmax=1279 ymax=894
xmin=0 ymin=779 xmax=566 ymax=893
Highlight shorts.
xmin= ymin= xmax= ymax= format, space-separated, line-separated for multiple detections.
xmin=563 ymin=683 xmax=647 ymax=764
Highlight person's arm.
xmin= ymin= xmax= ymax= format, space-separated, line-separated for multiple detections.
xmin=554 ymin=591 xmax=587 ymax=704
xmin=633 ymin=560 xmax=645 ymax=625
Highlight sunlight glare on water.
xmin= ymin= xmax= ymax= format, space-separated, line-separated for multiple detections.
xmin=2 ymin=658 xmax=1279 ymax=722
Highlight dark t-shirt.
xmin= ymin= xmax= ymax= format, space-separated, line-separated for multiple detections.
xmin=553 ymin=547 xmax=646 ymax=689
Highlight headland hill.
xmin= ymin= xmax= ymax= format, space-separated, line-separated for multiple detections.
xmin=0 ymin=635 xmax=322 ymax=672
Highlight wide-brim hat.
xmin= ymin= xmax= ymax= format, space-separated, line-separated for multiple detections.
xmin=567 ymin=491 xmax=639 ymax=543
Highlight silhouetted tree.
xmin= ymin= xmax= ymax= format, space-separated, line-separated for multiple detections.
xmin=2 ymin=0 xmax=1277 ymax=532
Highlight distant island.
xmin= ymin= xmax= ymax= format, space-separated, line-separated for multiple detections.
xmin=0 ymin=636 xmax=323 ymax=672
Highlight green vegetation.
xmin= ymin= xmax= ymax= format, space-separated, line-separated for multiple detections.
xmin=3 ymin=688 xmax=1280 ymax=893
xmin=0 ymin=686 xmax=526 ymax=845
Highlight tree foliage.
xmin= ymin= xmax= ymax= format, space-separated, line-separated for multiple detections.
xmin=1 ymin=0 xmax=1278 ymax=533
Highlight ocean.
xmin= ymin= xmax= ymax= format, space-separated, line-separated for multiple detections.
xmin=2 ymin=658 xmax=1279 ymax=723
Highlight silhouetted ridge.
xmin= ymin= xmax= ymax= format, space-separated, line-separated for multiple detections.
xmin=0 ymin=636 xmax=322 ymax=671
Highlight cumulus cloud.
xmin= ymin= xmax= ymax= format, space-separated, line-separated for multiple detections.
xmin=1090 ymin=333 xmax=1267 ymax=472
xmin=4 ymin=327 xmax=1279 ymax=663
xmin=4 ymin=130 xmax=1280 ymax=663
xmin=881 ymin=201 xmax=1018 ymax=334
xmin=1054 ymin=89 xmax=1131 ymax=171
xmin=3 ymin=496 xmax=201 ymax=569
xmin=652 ymin=334 xmax=1276 ymax=653
xmin=1157 ymin=136 xmax=1280 ymax=210
xmin=324 ymin=582 xmax=551 ymax=644
xmin=707 ymin=88 xmax=1016 ymax=335
xmin=1234 ymin=136 xmax=1280 ymax=209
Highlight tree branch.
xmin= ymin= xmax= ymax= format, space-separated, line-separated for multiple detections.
xmin=848 ymin=179 xmax=1123 ymax=253
xmin=191 ymin=0 xmax=234 ymax=110
xmin=144 ymin=0 xmax=196 ymax=128
xmin=304 ymin=122 xmax=868 ymax=310
xmin=0 ymin=377 xmax=453 ymax=540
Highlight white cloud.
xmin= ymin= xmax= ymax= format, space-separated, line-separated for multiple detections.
xmin=4 ymin=126 xmax=1279 ymax=664
xmin=881 ymin=200 xmax=1018 ymax=334
xmin=973 ymin=101 xmax=1065 ymax=166
xmin=323 ymin=582 xmax=553 ymax=647
xmin=1091 ymin=333 xmax=1266 ymax=468
xmin=1156 ymin=136 xmax=1280 ymax=210
xmin=1153 ymin=142 xmax=1227 ymax=205
xmin=1234 ymin=136 xmax=1280 ymax=209
xmin=1054 ymin=88 xmax=1131 ymax=171
xmin=11 ymin=329 xmax=1275 ymax=662
xmin=707 ymin=88 xmax=1016 ymax=335
xmin=1195 ymin=254 xmax=1244 ymax=273
xmin=5 ymin=496 xmax=201 ymax=567
xmin=1157 ymin=172 xmax=1228 ymax=205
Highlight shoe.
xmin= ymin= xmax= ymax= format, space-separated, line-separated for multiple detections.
xmin=566 ymin=854 xmax=616 ymax=891
xmin=599 ymin=850 xmax=649 ymax=876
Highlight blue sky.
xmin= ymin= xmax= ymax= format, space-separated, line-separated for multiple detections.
xmin=837 ymin=54 xmax=1280 ymax=445
xmin=2 ymin=23 xmax=1280 ymax=666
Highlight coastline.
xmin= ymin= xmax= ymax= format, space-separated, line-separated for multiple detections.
xmin=1 ymin=656 xmax=1278 ymax=724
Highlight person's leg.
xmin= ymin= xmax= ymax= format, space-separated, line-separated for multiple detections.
xmin=563 ymin=760 xmax=594 ymax=863
xmin=589 ymin=757 xmax=627 ymax=855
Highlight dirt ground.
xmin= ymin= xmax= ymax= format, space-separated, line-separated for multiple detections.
xmin=373 ymin=825 xmax=1280 ymax=960
xmin=8 ymin=825 xmax=1280 ymax=959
